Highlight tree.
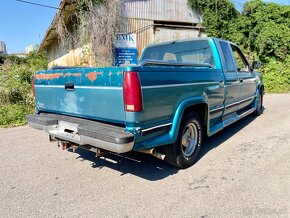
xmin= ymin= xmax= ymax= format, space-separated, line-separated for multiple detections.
xmin=187 ymin=0 xmax=290 ymax=92
xmin=0 ymin=52 xmax=47 ymax=126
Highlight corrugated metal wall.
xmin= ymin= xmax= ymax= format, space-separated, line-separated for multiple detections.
xmin=124 ymin=19 xmax=204 ymax=58
xmin=154 ymin=27 xmax=201 ymax=43
xmin=123 ymin=0 xmax=201 ymax=23
xmin=46 ymin=0 xmax=205 ymax=66
xmin=121 ymin=0 xmax=203 ymax=58
xmin=123 ymin=18 xmax=154 ymax=57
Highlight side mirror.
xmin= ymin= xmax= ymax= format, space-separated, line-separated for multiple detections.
xmin=251 ymin=61 xmax=262 ymax=69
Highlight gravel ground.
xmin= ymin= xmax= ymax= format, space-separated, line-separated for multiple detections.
xmin=0 ymin=93 xmax=289 ymax=218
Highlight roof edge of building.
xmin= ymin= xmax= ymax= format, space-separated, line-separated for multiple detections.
xmin=38 ymin=0 xmax=76 ymax=53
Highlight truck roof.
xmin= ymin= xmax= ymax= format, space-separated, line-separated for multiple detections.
xmin=144 ymin=37 xmax=236 ymax=49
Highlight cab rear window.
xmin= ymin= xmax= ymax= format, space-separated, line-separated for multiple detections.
xmin=141 ymin=40 xmax=215 ymax=67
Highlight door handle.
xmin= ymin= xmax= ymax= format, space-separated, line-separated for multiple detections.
xmin=65 ymin=82 xmax=75 ymax=90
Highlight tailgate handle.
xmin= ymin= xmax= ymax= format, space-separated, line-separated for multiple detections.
xmin=65 ymin=82 xmax=75 ymax=91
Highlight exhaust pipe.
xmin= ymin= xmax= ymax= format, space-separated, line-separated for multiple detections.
xmin=140 ymin=148 xmax=166 ymax=160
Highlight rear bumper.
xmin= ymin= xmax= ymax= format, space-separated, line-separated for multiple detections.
xmin=26 ymin=113 xmax=134 ymax=153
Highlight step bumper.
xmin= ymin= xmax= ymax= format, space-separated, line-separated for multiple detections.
xmin=26 ymin=113 xmax=134 ymax=153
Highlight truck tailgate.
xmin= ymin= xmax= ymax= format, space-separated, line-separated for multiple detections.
xmin=34 ymin=67 xmax=125 ymax=124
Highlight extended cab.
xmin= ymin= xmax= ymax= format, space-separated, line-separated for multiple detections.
xmin=27 ymin=38 xmax=264 ymax=168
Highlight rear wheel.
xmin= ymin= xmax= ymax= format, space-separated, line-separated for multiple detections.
xmin=159 ymin=112 xmax=203 ymax=169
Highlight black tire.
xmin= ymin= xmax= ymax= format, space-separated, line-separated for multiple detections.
xmin=253 ymin=92 xmax=263 ymax=116
xmin=159 ymin=112 xmax=203 ymax=169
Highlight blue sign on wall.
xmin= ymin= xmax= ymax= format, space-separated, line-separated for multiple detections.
xmin=114 ymin=34 xmax=138 ymax=66
xmin=114 ymin=48 xmax=138 ymax=66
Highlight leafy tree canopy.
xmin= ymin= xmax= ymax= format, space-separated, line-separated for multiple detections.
xmin=188 ymin=0 xmax=290 ymax=62
xmin=188 ymin=0 xmax=290 ymax=92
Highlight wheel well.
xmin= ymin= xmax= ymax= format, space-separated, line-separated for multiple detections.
xmin=183 ymin=103 xmax=208 ymax=126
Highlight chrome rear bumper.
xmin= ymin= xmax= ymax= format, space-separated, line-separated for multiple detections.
xmin=26 ymin=113 xmax=134 ymax=153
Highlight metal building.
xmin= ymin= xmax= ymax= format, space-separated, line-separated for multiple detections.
xmin=39 ymin=0 xmax=205 ymax=67
xmin=122 ymin=0 xmax=205 ymax=57
xmin=26 ymin=44 xmax=39 ymax=54
xmin=0 ymin=41 xmax=7 ymax=55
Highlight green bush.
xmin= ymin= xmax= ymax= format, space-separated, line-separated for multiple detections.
xmin=188 ymin=0 xmax=290 ymax=93
xmin=261 ymin=57 xmax=290 ymax=93
xmin=0 ymin=104 xmax=34 ymax=127
xmin=0 ymin=52 xmax=47 ymax=127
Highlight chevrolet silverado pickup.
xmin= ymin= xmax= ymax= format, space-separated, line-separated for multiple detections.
xmin=27 ymin=38 xmax=264 ymax=169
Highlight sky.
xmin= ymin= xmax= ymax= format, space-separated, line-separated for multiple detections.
xmin=232 ymin=0 xmax=290 ymax=11
xmin=0 ymin=0 xmax=289 ymax=53
xmin=0 ymin=0 xmax=60 ymax=53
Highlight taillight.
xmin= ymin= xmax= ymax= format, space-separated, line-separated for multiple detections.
xmin=123 ymin=71 xmax=143 ymax=112
xmin=32 ymin=76 xmax=35 ymax=98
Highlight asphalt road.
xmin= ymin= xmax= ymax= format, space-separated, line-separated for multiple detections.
xmin=0 ymin=94 xmax=289 ymax=218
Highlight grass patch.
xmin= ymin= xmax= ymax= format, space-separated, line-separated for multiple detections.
xmin=0 ymin=104 xmax=34 ymax=128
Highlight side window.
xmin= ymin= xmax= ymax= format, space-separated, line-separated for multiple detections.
xmin=219 ymin=41 xmax=236 ymax=72
xmin=230 ymin=45 xmax=250 ymax=73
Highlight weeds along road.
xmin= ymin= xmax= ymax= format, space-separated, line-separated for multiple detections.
xmin=0 ymin=94 xmax=289 ymax=217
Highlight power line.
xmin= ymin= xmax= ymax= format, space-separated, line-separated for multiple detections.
xmin=15 ymin=0 xmax=61 ymax=10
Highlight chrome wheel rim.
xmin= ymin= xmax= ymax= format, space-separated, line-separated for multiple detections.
xmin=181 ymin=123 xmax=198 ymax=157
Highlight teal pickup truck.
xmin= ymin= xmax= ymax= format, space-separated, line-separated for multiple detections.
xmin=27 ymin=38 xmax=264 ymax=169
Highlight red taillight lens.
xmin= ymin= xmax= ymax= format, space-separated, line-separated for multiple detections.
xmin=32 ymin=76 xmax=35 ymax=98
xmin=123 ymin=71 xmax=143 ymax=112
